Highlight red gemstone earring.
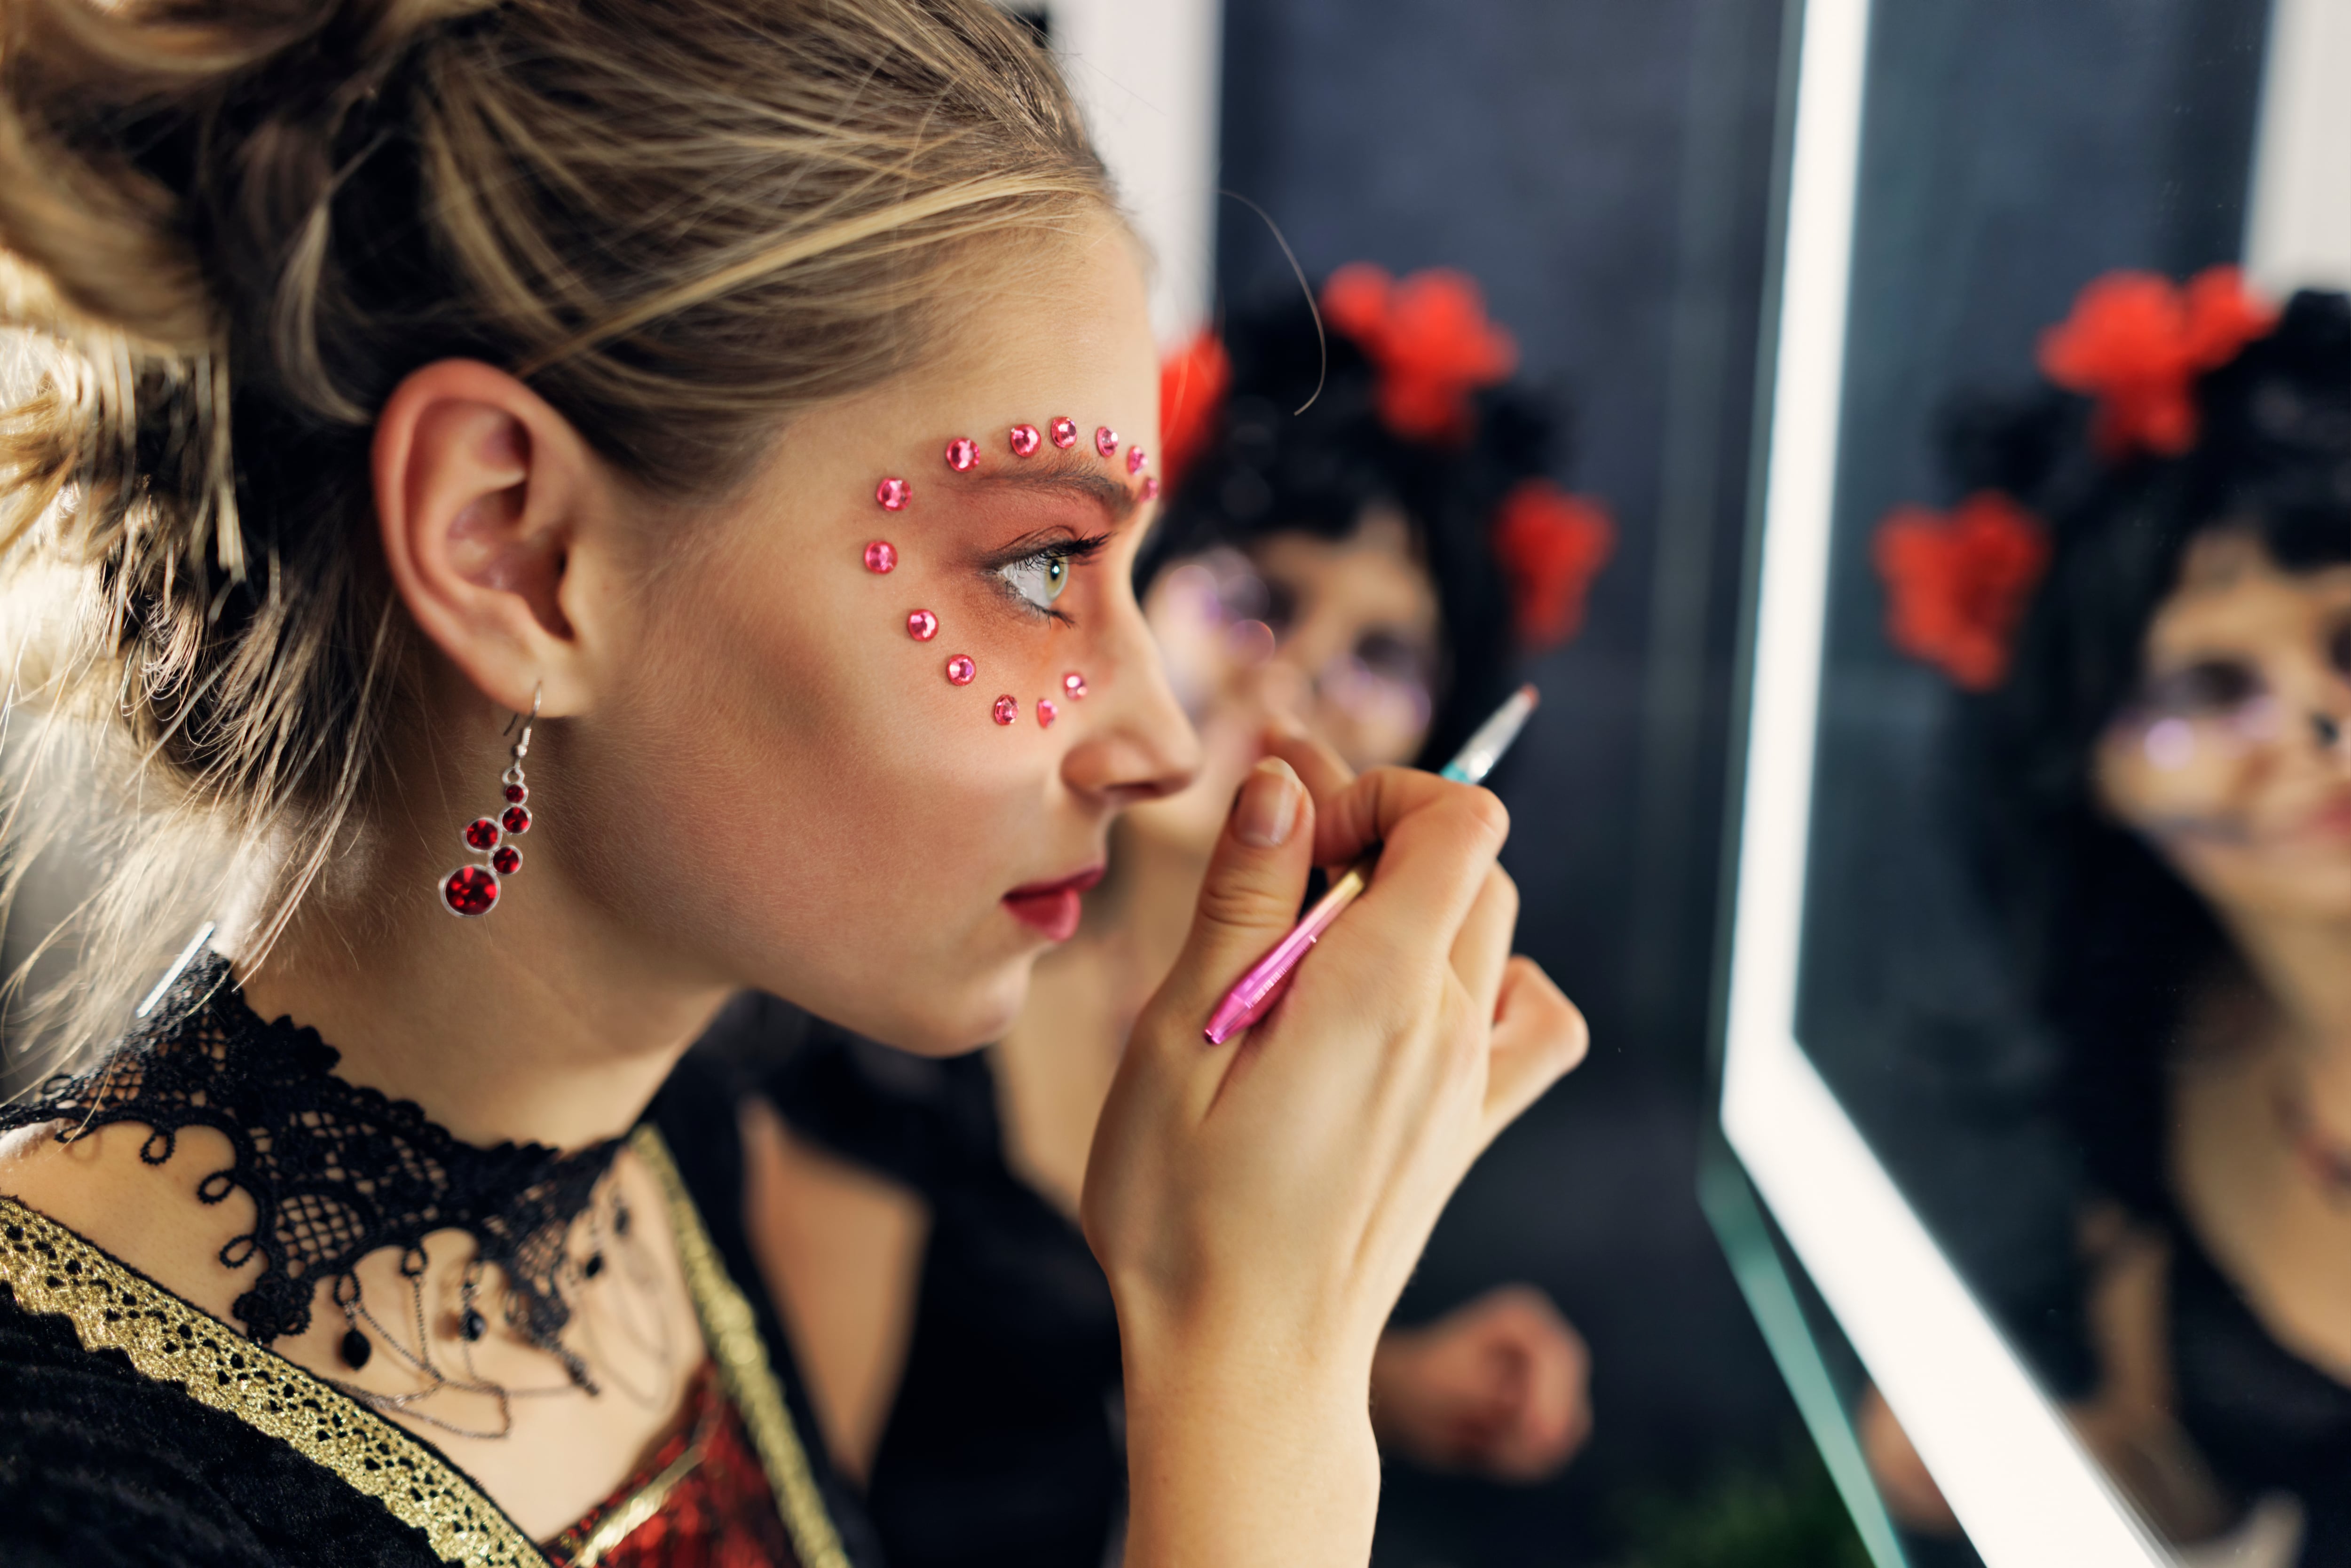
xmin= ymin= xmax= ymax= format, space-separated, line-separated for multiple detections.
xmin=440 ymin=686 xmax=539 ymax=918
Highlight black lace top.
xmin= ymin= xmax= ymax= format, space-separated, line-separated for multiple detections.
xmin=0 ymin=953 xmax=619 ymax=1375
xmin=0 ymin=967 xmax=880 ymax=1568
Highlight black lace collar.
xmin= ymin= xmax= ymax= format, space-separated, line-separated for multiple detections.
xmin=0 ymin=952 xmax=621 ymax=1360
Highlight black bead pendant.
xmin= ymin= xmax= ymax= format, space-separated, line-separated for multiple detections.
xmin=583 ymin=1251 xmax=605 ymax=1279
xmin=459 ymin=1308 xmax=487 ymax=1342
xmin=339 ymin=1328 xmax=371 ymax=1370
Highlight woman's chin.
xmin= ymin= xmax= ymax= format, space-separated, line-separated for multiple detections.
xmin=844 ymin=962 xmax=1034 ymax=1058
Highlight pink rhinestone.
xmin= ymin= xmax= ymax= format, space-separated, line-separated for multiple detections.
xmin=1008 ymin=424 xmax=1041 ymax=457
xmin=1093 ymin=426 xmax=1118 ymax=458
xmin=946 ymin=437 xmax=979 ymax=472
xmin=463 ymin=817 xmax=501 ymax=851
xmin=503 ymin=781 xmax=529 ymax=805
xmin=875 ymin=478 xmax=910 ymax=511
xmin=1126 ymin=445 xmax=1147 ymax=474
xmin=945 ymin=654 xmax=977 ymax=686
xmin=1037 ymin=698 xmax=1058 ymax=729
xmin=1141 ymin=475 xmax=1161 ymax=500
xmin=992 ymin=694 xmax=1018 ymax=725
xmin=441 ymin=866 xmax=499 ymax=917
xmin=490 ymin=844 xmax=522 ymax=876
xmin=907 ymin=608 xmax=939 ymax=641
xmin=863 ymin=540 xmax=898 ymax=574
xmin=501 ymin=804 xmax=532 ymax=835
xmin=1049 ymin=417 xmax=1078 ymax=449
xmin=1062 ymin=670 xmax=1088 ymax=700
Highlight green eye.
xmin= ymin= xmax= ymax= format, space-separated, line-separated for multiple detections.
xmin=1001 ymin=551 xmax=1071 ymax=610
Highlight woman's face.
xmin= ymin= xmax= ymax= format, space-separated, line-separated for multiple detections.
xmin=564 ymin=218 xmax=1198 ymax=1053
xmin=1127 ymin=506 xmax=1442 ymax=857
xmin=2096 ymin=529 xmax=2351 ymax=923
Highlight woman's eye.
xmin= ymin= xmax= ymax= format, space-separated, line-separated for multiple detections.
xmin=2138 ymin=658 xmax=2264 ymax=717
xmin=999 ymin=551 xmax=1071 ymax=611
xmin=2328 ymin=619 xmax=2351 ymax=679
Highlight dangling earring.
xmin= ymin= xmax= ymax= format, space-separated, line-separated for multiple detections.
xmin=441 ymin=686 xmax=540 ymax=918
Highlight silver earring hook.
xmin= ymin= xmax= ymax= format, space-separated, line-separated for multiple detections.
xmin=501 ymin=683 xmax=544 ymax=750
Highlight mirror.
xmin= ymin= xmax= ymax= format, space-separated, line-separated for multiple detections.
xmin=1718 ymin=0 xmax=2350 ymax=1563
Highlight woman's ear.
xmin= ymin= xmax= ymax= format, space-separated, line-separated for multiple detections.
xmin=373 ymin=360 xmax=603 ymax=717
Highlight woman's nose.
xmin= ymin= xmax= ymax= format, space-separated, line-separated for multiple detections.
xmin=1062 ymin=636 xmax=1205 ymax=809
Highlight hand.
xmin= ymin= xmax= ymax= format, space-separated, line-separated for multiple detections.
xmin=1083 ymin=731 xmax=1587 ymax=1568
xmin=1371 ymin=1285 xmax=1590 ymax=1481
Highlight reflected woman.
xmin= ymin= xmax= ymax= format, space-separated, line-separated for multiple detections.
xmin=742 ymin=274 xmax=1614 ymax=1566
xmin=1863 ymin=278 xmax=2351 ymax=1562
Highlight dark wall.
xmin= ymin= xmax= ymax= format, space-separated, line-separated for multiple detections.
xmin=1216 ymin=2 xmax=1807 ymax=1562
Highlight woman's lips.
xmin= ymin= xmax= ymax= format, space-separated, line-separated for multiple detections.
xmin=1002 ymin=864 xmax=1105 ymax=942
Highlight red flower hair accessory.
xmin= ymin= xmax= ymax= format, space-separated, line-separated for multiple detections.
xmin=1871 ymin=491 xmax=2050 ymax=691
xmin=1320 ymin=263 xmax=1519 ymax=445
xmin=1491 ymin=479 xmax=1615 ymax=650
xmin=2035 ymin=266 xmax=2277 ymax=459
xmin=1158 ymin=329 xmax=1231 ymax=492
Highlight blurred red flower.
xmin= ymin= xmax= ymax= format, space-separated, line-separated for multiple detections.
xmin=1158 ymin=329 xmax=1231 ymax=491
xmin=1491 ymin=479 xmax=1615 ymax=650
xmin=1321 ymin=263 xmax=1518 ymax=444
xmin=1871 ymin=491 xmax=2050 ymax=691
xmin=2036 ymin=266 xmax=2276 ymax=459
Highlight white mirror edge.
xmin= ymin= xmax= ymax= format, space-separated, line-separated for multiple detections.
xmin=1718 ymin=0 xmax=2173 ymax=1560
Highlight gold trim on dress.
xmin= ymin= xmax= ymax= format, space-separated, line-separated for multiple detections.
xmin=0 ymin=1196 xmax=549 ymax=1568
xmin=631 ymin=1125 xmax=851 ymax=1568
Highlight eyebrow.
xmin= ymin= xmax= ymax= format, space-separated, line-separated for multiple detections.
xmin=961 ymin=458 xmax=1138 ymax=525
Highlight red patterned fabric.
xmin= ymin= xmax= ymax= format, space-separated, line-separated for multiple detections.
xmin=544 ymin=1363 xmax=796 ymax=1568
xmin=1490 ymin=479 xmax=1615 ymax=649
xmin=1870 ymin=490 xmax=2050 ymax=691
xmin=1158 ymin=329 xmax=1232 ymax=490
xmin=1319 ymin=263 xmax=1518 ymax=444
xmin=2035 ymin=266 xmax=2277 ymax=459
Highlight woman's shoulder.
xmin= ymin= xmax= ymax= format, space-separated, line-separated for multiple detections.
xmin=0 ymin=1216 xmax=449 ymax=1567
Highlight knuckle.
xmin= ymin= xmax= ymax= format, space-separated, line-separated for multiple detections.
xmin=1192 ymin=869 xmax=1282 ymax=934
xmin=1459 ymin=784 xmax=1511 ymax=844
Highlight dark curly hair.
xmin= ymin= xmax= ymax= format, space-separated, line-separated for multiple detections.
xmin=1138 ymin=284 xmax=1564 ymax=771
xmin=1954 ymin=288 xmax=2351 ymax=1214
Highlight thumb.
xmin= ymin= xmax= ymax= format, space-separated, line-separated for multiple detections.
xmin=1163 ymin=757 xmax=1316 ymax=1025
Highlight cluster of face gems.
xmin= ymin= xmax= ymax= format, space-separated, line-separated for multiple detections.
xmin=440 ymin=711 xmax=535 ymax=917
xmin=864 ymin=420 xmax=1149 ymax=726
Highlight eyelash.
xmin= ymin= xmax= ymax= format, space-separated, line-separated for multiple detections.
xmin=990 ymin=532 xmax=1111 ymax=623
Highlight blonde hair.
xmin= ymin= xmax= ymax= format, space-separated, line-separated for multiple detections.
xmin=0 ymin=0 xmax=1112 ymax=1064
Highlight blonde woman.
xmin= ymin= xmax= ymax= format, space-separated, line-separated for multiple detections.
xmin=0 ymin=1 xmax=1585 ymax=1565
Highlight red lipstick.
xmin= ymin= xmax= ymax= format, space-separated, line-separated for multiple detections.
xmin=1002 ymin=864 xmax=1104 ymax=943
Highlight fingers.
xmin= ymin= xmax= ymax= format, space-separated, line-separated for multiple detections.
xmin=1481 ymin=958 xmax=1588 ymax=1144
xmin=1261 ymin=728 xmax=1356 ymax=827
xmin=1511 ymin=1307 xmax=1590 ymax=1475
xmin=1157 ymin=757 xmax=1317 ymax=1024
xmin=1450 ymin=865 xmax=1519 ymax=1026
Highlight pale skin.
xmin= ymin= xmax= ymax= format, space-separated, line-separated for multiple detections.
xmin=754 ymin=511 xmax=1590 ymax=1489
xmin=1862 ymin=530 xmax=2351 ymax=1542
xmin=0 ymin=214 xmax=1587 ymax=1561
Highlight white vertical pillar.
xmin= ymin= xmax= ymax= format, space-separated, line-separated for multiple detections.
xmin=1033 ymin=0 xmax=1224 ymax=340
xmin=2244 ymin=0 xmax=2351 ymax=293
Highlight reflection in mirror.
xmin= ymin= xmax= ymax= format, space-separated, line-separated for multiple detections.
xmin=1722 ymin=0 xmax=2351 ymax=1562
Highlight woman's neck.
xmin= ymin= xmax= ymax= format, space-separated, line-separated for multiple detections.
xmin=2218 ymin=906 xmax=2351 ymax=1121
xmin=235 ymin=826 xmax=730 ymax=1153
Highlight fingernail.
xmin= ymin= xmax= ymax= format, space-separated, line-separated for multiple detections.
xmin=1233 ymin=759 xmax=1302 ymax=848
